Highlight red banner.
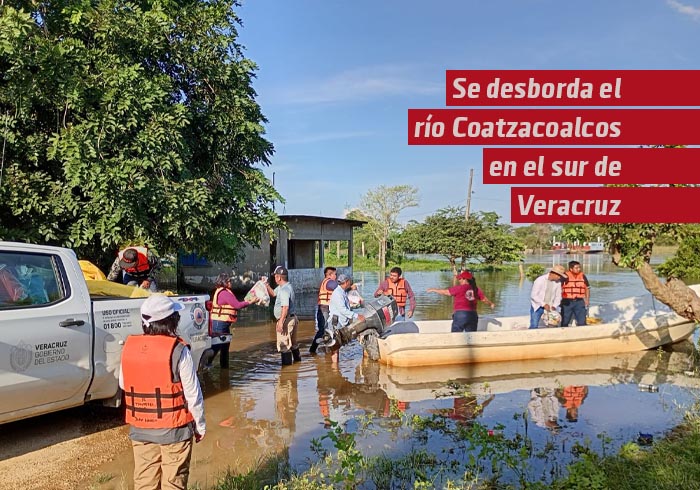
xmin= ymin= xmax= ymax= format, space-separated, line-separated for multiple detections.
xmin=408 ymin=109 xmax=700 ymax=145
xmin=483 ymin=148 xmax=700 ymax=184
xmin=446 ymin=70 xmax=700 ymax=106
xmin=511 ymin=187 xmax=700 ymax=223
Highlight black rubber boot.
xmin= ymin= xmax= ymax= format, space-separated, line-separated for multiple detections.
xmin=219 ymin=343 xmax=230 ymax=369
xmin=281 ymin=351 xmax=293 ymax=366
xmin=292 ymin=348 xmax=302 ymax=363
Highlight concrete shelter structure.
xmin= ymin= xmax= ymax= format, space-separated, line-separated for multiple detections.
xmin=178 ymin=215 xmax=365 ymax=317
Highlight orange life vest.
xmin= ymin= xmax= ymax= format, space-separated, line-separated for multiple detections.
xmin=118 ymin=246 xmax=150 ymax=274
xmin=211 ymin=287 xmax=238 ymax=323
xmin=562 ymin=271 xmax=588 ymax=299
xmin=317 ymin=277 xmax=334 ymax=305
xmin=560 ymin=386 xmax=587 ymax=409
xmin=122 ymin=335 xmax=194 ymax=429
xmin=385 ymin=278 xmax=408 ymax=307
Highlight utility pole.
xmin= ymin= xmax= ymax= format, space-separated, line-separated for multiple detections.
xmin=465 ymin=168 xmax=474 ymax=221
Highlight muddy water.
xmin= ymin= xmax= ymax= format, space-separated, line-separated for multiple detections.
xmin=76 ymin=255 xmax=700 ymax=488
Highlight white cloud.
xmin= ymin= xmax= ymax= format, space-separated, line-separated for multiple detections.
xmin=667 ymin=0 xmax=700 ymax=20
xmin=276 ymin=64 xmax=442 ymax=105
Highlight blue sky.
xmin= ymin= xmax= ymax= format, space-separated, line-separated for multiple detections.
xmin=237 ymin=0 xmax=700 ymax=224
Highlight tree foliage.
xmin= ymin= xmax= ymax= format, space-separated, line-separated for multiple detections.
xmin=513 ymin=223 xmax=554 ymax=252
xmin=0 ymin=0 xmax=282 ymax=267
xmin=600 ymin=148 xmax=700 ymax=321
xmin=356 ymin=185 xmax=419 ymax=272
xmin=398 ymin=207 xmax=524 ymax=272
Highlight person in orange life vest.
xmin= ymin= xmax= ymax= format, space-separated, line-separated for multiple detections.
xmin=310 ymin=266 xmax=337 ymax=354
xmin=118 ymin=294 xmax=205 ymax=490
xmin=556 ymin=385 xmax=589 ymax=423
xmin=427 ymin=270 xmax=495 ymax=332
xmin=374 ymin=267 xmax=416 ymax=321
xmin=107 ymin=246 xmax=162 ymax=291
xmin=561 ymin=260 xmax=590 ymax=327
xmin=209 ymin=272 xmax=259 ymax=368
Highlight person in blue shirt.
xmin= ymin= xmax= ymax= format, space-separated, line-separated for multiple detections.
xmin=328 ymin=274 xmax=365 ymax=364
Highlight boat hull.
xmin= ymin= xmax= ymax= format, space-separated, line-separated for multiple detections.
xmin=377 ymin=313 xmax=697 ymax=367
xmin=377 ymin=286 xmax=700 ymax=367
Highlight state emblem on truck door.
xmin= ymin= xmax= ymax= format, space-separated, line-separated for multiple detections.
xmin=190 ymin=304 xmax=206 ymax=330
xmin=10 ymin=341 xmax=33 ymax=372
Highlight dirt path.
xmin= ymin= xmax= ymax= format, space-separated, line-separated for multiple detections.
xmin=0 ymin=406 xmax=131 ymax=490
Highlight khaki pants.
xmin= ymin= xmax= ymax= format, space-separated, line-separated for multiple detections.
xmin=276 ymin=315 xmax=299 ymax=352
xmin=132 ymin=439 xmax=193 ymax=490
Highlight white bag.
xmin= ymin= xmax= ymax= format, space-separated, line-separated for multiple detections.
xmin=244 ymin=279 xmax=270 ymax=307
xmin=348 ymin=289 xmax=363 ymax=308
xmin=543 ymin=310 xmax=561 ymax=327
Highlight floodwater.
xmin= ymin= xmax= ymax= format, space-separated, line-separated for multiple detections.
xmin=81 ymin=253 xmax=700 ymax=488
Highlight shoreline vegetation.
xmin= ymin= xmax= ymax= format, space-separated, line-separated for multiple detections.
xmin=335 ymin=245 xmax=680 ymax=274
xmin=207 ymin=401 xmax=700 ymax=490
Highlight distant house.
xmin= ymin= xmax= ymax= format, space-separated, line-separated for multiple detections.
xmin=179 ymin=215 xmax=365 ymax=316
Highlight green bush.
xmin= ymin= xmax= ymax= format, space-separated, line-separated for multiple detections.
xmin=526 ymin=264 xmax=545 ymax=281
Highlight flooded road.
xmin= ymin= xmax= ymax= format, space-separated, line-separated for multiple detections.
xmin=3 ymin=253 xmax=699 ymax=489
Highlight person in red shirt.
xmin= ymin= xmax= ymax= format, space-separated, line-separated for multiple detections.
xmin=427 ymin=270 xmax=495 ymax=332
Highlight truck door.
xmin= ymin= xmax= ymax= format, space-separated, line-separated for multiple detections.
xmin=0 ymin=250 xmax=92 ymax=422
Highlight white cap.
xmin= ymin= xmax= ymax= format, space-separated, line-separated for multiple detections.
xmin=141 ymin=294 xmax=185 ymax=327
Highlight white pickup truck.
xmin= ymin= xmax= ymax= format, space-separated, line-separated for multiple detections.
xmin=0 ymin=241 xmax=216 ymax=425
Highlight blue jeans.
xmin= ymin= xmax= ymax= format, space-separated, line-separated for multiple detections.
xmin=562 ymin=298 xmax=587 ymax=327
xmin=123 ymin=272 xmax=157 ymax=291
xmin=530 ymin=306 xmax=545 ymax=329
xmin=212 ymin=320 xmax=232 ymax=335
xmin=451 ymin=310 xmax=478 ymax=332
xmin=311 ymin=305 xmax=329 ymax=351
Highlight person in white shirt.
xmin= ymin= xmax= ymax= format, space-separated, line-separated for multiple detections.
xmin=529 ymin=265 xmax=566 ymax=329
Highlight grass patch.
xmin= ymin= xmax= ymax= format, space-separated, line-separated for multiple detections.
xmin=551 ymin=418 xmax=700 ymax=490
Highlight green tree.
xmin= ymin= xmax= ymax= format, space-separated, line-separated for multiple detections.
xmin=399 ymin=206 xmax=479 ymax=273
xmin=0 ymin=0 xmax=282 ymax=267
xmin=398 ymin=207 xmax=524 ymax=273
xmin=346 ymin=208 xmax=379 ymax=259
xmin=513 ymin=223 xmax=554 ymax=253
xmin=601 ymin=147 xmax=700 ymax=321
xmin=356 ymin=185 xmax=419 ymax=273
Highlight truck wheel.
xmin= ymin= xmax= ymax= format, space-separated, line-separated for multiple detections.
xmin=361 ymin=331 xmax=380 ymax=361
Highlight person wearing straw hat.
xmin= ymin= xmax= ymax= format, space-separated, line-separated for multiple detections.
xmin=529 ymin=265 xmax=566 ymax=329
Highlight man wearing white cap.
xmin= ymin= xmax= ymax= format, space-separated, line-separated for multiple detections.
xmin=327 ymin=274 xmax=366 ymax=363
xmin=119 ymin=294 xmax=206 ymax=490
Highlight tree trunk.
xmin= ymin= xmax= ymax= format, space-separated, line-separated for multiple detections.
xmin=361 ymin=241 xmax=365 ymax=257
xmin=379 ymin=238 xmax=387 ymax=276
xmin=336 ymin=240 xmax=340 ymax=259
xmin=636 ymin=262 xmax=700 ymax=322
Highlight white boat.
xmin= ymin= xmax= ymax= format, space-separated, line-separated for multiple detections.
xmin=373 ymin=286 xmax=700 ymax=367
xmin=568 ymin=239 xmax=605 ymax=254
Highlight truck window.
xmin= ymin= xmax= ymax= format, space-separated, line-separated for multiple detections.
xmin=0 ymin=252 xmax=66 ymax=308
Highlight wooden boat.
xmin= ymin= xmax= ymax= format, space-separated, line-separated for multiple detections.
xmin=372 ymin=347 xmax=699 ymax=401
xmin=375 ymin=286 xmax=700 ymax=367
